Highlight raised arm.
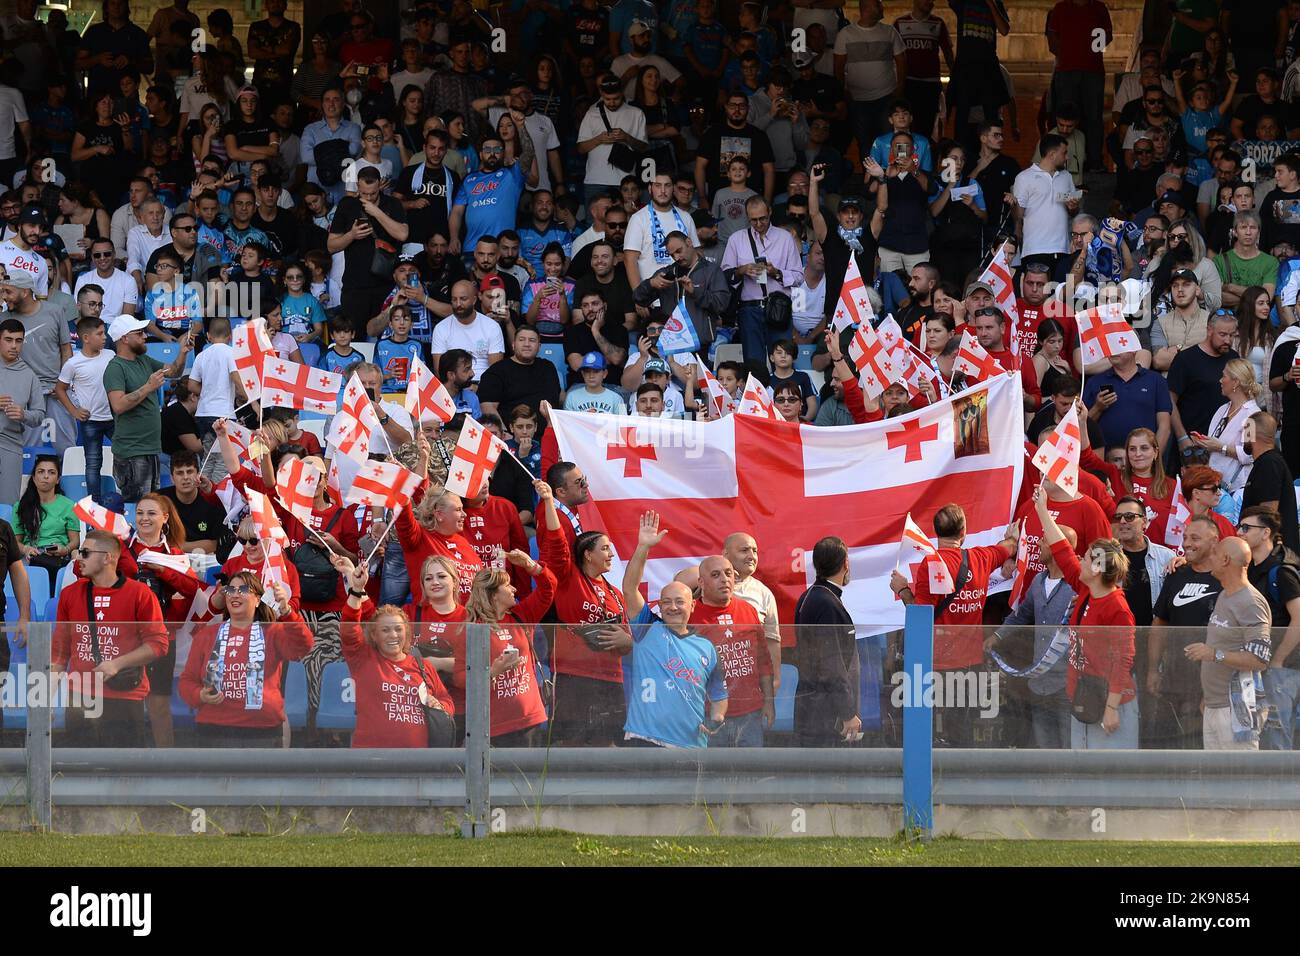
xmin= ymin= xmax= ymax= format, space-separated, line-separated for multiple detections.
xmin=621 ymin=510 xmax=667 ymax=621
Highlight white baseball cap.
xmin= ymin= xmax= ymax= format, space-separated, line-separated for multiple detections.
xmin=107 ymin=315 xmax=151 ymax=341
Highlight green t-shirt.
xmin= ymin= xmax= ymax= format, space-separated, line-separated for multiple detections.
xmin=1215 ymin=249 xmax=1279 ymax=290
xmin=102 ymin=353 xmax=165 ymax=458
xmin=12 ymin=494 xmax=78 ymax=547
xmin=1170 ymin=0 xmax=1219 ymax=56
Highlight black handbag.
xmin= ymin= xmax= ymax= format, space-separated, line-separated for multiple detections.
xmin=598 ymin=103 xmax=638 ymax=173
xmin=86 ymin=576 xmax=144 ymax=692
xmin=370 ymin=237 xmax=398 ymax=279
xmin=746 ymin=229 xmax=792 ymax=330
xmin=408 ymin=645 xmax=457 ymax=748
xmin=1067 ymin=598 xmax=1108 ymax=724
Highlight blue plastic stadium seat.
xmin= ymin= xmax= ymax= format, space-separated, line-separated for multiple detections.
xmin=146 ymin=342 xmax=180 ymax=369
xmin=22 ymin=446 xmax=55 ymax=475
xmin=170 ymin=677 xmax=195 ymax=729
xmin=771 ymin=664 xmax=799 ymax=733
xmin=795 ymin=344 xmax=816 ymax=371
xmin=24 ymin=565 xmax=51 ymax=620
xmin=284 ymin=661 xmax=308 ymax=730
xmin=65 ymin=474 xmax=119 ymax=501
xmin=314 ymin=661 xmax=356 ymax=731
xmin=538 ymin=343 xmax=567 ymax=384
xmin=298 ymin=342 xmax=322 ymax=368
xmin=0 ymin=504 xmax=10 ymax=523
xmin=42 ymin=597 xmax=56 ymax=624
xmin=122 ymin=502 xmax=138 ymax=526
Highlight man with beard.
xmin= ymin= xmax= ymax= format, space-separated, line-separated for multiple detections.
xmin=328 ymin=166 xmax=410 ymax=337
xmin=0 ymin=318 xmax=44 ymax=504
xmin=564 ymin=289 xmax=630 ymax=387
xmin=453 ymin=122 xmax=539 ymax=258
xmin=624 ymin=171 xmax=700 ymax=290
xmin=462 ymin=236 xmax=521 ymax=326
xmin=0 ymin=270 xmax=75 ymax=456
xmin=475 ymin=76 xmax=565 ymax=195
xmin=517 ymin=190 xmax=571 ymax=275
xmin=1149 ymin=515 xmax=1223 ymax=749
xmin=696 ymin=92 xmax=776 ymax=207
xmin=570 ymin=192 xmax=616 ymax=259
xmin=1015 ymin=260 xmax=1080 ymax=363
xmin=103 ymin=314 xmax=192 ymax=502
xmin=429 ymin=278 xmax=504 ymax=381
xmin=896 ymin=261 xmax=938 ymax=344
xmin=573 ymin=241 xmax=637 ymax=335
xmin=477 ymin=324 xmax=562 ymax=421
xmin=569 ymin=205 xmax=629 ymax=280
xmin=577 ymin=74 xmax=648 ymax=194
xmin=301 ymin=87 xmax=363 ymax=205
xmin=394 ymin=128 xmax=463 ymax=250
xmin=145 ymin=212 xmax=223 ymax=287
xmin=425 ymin=37 xmax=490 ymax=144
xmin=633 ymin=231 xmax=731 ymax=351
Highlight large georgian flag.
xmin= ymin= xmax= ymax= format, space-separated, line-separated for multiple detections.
xmin=550 ymin=374 xmax=1024 ymax=632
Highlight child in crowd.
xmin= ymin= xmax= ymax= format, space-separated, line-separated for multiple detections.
xmin=142 ymin=250 xmax=203 ymax=342
xmin=53 ymin=316 xmax=115 ymax=503
xmin=280 ymin=263 xmax=327 ymax=344
xmin=263 ymin=406 xmax=323 ymax=457
xmin=376 ymin=305 xmax=426 ymax=391
xmin=318 ymin=314 xmax=363 ymax=386
xmin=1174 ymin=67 xmax=1239 ymax=156
xmin=506 ymin=404 xmax=543 ymax=479
xmin=563 ymin=351 xmax=625 ymax=414
xmin=712 ymin=156 xmax=759 ymax=245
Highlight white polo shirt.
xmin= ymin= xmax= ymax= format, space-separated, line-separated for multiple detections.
xmin=1012 ymin=163 xmax=1074 ymax=259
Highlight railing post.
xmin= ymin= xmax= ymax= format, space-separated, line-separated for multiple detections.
xmin=25 ymin=622 xmax=52 ymax=832
xmin=462 ymin=621 xmax=490 ymax=838
xmin=901 ymin=604 xmax=933 ymax=840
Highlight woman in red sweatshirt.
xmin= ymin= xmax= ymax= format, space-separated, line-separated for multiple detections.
xmin=1082 ymin=426 xmax=1176 ymax=542
xmin=1033 ymin=485 xmax=1138 ymax=750
xmin=213 ymin=515 xmax=302 ymax=614
xmin=179 ymin=572 xmax=314 ymax=747
xmin=338 ymin=560 xmax=458 ymax=748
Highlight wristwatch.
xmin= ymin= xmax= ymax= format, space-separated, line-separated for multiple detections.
xmin=1214 ymin=649 xmax=1226 ymax=664
xmin=348 ymin=588 xmax=368 ymax=598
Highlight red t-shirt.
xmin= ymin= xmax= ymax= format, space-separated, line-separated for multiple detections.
xmin=537 ymin=519 xmax=627 ymax=683
xmin=690 ymin=598 xmax=771 ymax=716
xmin=989 ymin=347 xmax=1016 ymax=372
xmin=1125 ymin=472 xmax=1176 ymax=543
xmin=178 ymin=614 xmax=314 ymax=727
xmin=910 ymin=544 xmax=1010 ymax=670
xmin=54 ymin=578 xmax=169 ymax=700
xmin=396 ymin=499 xmax=483 ymax=605
xmin=464 ymin=495 xmax=529 ymax=592
xmin=1050 ymin=540 xmax=1136 ymax=703
xmin=1013 ymin=300 xmax=1078 ymax=357
xmin=340 ymin=601 xmax=456 ymax=747
xmin=1014 ymin=492 xmax=1113 ymax=595
xmin=130 ymin=538 xmax=200 ymax=621
xmin=222 ymin=551 xmax=302 ymax=612
xmin=1046 ymin=0 xmax=1111 ymax=73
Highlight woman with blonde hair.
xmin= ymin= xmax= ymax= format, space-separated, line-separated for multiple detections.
xmin=179 ymin=571 xmax=312 ymax=747
xmin=1192 ymin=357 xmax=1263 ymax=497
xmin=1082 ymin=426 xmax=1175 ymax=540
xmin=338 ymin=560 xmax=457 ymax=748
xmin=1032 ymin=485 xmax=1136 ymax=749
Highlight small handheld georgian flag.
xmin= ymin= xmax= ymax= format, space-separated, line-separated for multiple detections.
xmin=847 ymin=321 xmax=897 ymax=399
xmin=327 ymin=373 xmax=379 ymax=463
xmin=1032 ymin=406 xmax=1082 ymax=494
xmin=347 ymin=459 xmax=424 ymax=510
xmin=73 ymin=496 xmax=131 ymax=538
xmin=246 ymin=487 xmax=289 ymax=545
xmin=232 ymin=317 xmax=275 ymax=401
xmin=736 ymin=373 xmax=780 ymax=420
xmin=833 ymin=253 xmax=873 ymax=333
xmin=275 ymin=457 xmax=322 ymax=525
xmin=899 ymin=512 xmax=955 ymax=594
xmin=953 ymin=329 xmax=1001 ymax=383
xmin=1075 ymin=301 xmax=1140 ymax=366
xmin=445 ymin=420 xmax=508 ymax=497
xmin=405 ymin=357 xmax=456 ymax=425
xmin=261 ymin=356 xmax=343 ymax=414
xmin=1165 ymin=476 xmax=1192 ymax=548
xmin=695 ymin=356 xmax=735 ymax=418
xmin=137 ymin=548 xmax=200 ymax=580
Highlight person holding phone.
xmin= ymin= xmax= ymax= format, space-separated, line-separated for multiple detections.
xmin=866 ymin=130 xmax=931 ymax=273
xmin=12 ymin=453 xmax=78 ymax=593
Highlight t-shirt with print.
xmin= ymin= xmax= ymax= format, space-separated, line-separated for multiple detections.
xmin=690 ymin=597 xmax=770 ymax=716
xmin=622 ymin=603 xmax=727 ymax=748
xmin=376 ymin=336 xmax=426 ymax=391
xmin=1202 ymin=584 xmax=1273 ymax=708
xmin=712 ymin=186 xmax=758 ymax=245
xmin=564 ymin=386 xmax=626 ymax=415
xmin=910 ymin=544 xmax=1009 ymax=670
xmin=697 ymin=122 xmax=775 ymax=195
xmin=1153 ymin=565 xmax=1222 ymax=695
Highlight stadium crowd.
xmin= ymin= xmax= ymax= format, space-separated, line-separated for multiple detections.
xmin=1 ymin=0 xmax=1300 ymax=753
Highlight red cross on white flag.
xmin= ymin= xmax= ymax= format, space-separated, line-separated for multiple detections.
xmin=695 ymin=356 xmax=735 ymax=418
xmin=347 ymin=459 xmax=423 ymax=510
xmin=73 ymin=496 xmax=131 ymax=538
xmin=406 ymin=357 xmax=456 ymax=425
xmin=1165 ymin=476 xmax=1192 ymax=548
xmin=137 ymin=548 xmax=200 ymax=580
xmin=889 ymin=338 xmax=941 ymax=403
xmin=232 ymin=317 xmax=275 ymax=401
xmin=736 ymin=372 xmax=781 ymax=420
xmin=899 ymin=511 xmax=955 ymax=594
xmin=275 ymin=457 xmax=322 ymax=525
xmin=261 ymin=538 xmax=293 ymax=594
xmin=954 ymin=328 xmax=1001 ymax=383
xmin=1076 ymin=301 xmax=1140 ymax=366
xmin=246 ymin=487 xmax=289 ymax=545
xmin=978 ymin=245 xmax=1022 ymax=367
xmin=847 ymin=321 xmax=897 ymax=399
xmin=833 ymin=253 xmax=874 ymax=333
xmin=876 ymin=314 xmax=904 ymax=352
xmin=223 ymin=420 xmax=262 ymax=476
xmin=327 ymin=373 xmax=380 ymax=463
xmin=1006 ymin=528 xmax=1032 ymax=610
xmin=1033 ymin=406 xmax=1082 ymax=493
xmin=444 ymin=421 xmax=508 ymax=497
xmin=260 ymin=356 xmax=342 ymax=414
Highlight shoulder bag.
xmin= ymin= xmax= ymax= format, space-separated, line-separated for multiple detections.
xmin=746 ymin=229 xmax=792 ymax=330
xmin=407 ymin=644 xmax=457 ymax=748
xmin=598 ymin=103 xmax=638 ymax=173
xmin=1068 ymin=596 xmax=1109 ymax=724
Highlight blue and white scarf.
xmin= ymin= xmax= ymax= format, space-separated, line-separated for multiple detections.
xmin=990 ymin=596 xmax=1074 ymax=678
xmin=1229 ymin=670 xmax=1268 ymax=744
xmin=649 ymin=205 xmax=688 ymax=264
xmin=210 ymin=620 xmax=266 ymax=710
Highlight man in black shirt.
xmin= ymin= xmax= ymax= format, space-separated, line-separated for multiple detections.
xmin=414 ymin=231 xmax=467 ymax=306
xmin=327 ymin=166 xmax=409 ymax=337
xmin=969 ymin=122 xmax=1020 ymax=240
xmin=158 ymin=450 xmax=230 ymax=558
xmin=896 ymin=262 xmax=938 ymax=343
xmin=1261 ymin=152 xmax=1300 ymax=252
xmin=477 ymin=324 xmax=562 ymax=421
xmin=1238 ymin=504 xmax=1300 ymax=750
xmin=809 ymin=170 xmax=876 ymax=322
xmin=1168 ymin=312 xmax=1239 ymax=453
xmin=1241 ymin=410 xmax=1300 ymax=552
xmin=1149 ymin=515 xmax=1223 ymax=749
xmin=221 ymin=86 xmax=279 ymax=177
xmin=252 ymin=172 xmax=297 ymax=274
xmin=695 ymin=92 xmax=777 ymax=207
xmin=572 ymin=241 xmax=636 ymax=334
xmin=392 ymin=128 xmax=462 ymax=248
xmin=793 ymin=536 xmax=860 ymax=748
xmin=564 ymin=289 xmax=629 ymax=389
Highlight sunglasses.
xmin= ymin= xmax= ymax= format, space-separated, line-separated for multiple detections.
xmin=76 ymin=548 xmax=109 ymax=559
xmin=173 ymin=224 xmax=197 ymax=232
xmin=91 ymin=251 xmax=115 ymax=259
xmin=1191 ymin=485 xmax=1221 ymax=494
xmin=774 ymin=395 xmax=801 ymax=403
xmin=1238 ymin=522 xmax=1266 ymax=531
xmin=236 ymin=536 xmax=261 ymax=547
xmin=222 ymin=584 xmax=253 ymax=596
xmin=973 ymin=307 xmax=1001 ymax=317
xmin=1115 ymin=513 xmax=1144 ymax=523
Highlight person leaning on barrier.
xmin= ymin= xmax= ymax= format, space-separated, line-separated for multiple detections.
xmin=1236 ymin=506 xmax=1300 ymax=751
xmin=619 ymin=510 xmax=727 ymax=749
xmin=988 ymin=524 xmax=1078 ymax=750
xmin=793 ymin=535 xmax=861 ymax=748
xmin=53 ymin=530 xmax=168 ymax=748
xmin=1031 ymin=484 xmax=1138 ymax=750
xmin=335 ymin=557 xmax=458 ymax=749
xmin=179 ymin=571 xmax=312 ymax=748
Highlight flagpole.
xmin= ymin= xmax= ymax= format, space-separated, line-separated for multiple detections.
xmin=363 ymin=506 xmax=399 ymax=564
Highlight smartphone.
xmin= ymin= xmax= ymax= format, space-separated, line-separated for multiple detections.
xmin=893 ymin=142 xmax=910 ymax=163
xmin=1100 ymin=386 xmax=1116 ymax=396
xmin=812 ymin=162 xmax=829 ymax=176
xmin=356 ymin=65 xmax=369 ymax=77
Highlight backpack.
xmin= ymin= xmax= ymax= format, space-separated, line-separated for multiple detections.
xmin=292 ymin=510 xmax=343 ymax=603
xmin=313 ymin=137 xmax=351 ymax=188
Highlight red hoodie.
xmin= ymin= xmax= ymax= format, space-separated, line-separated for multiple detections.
xmin=53 ymin=577 xmax=169 ymax=700
xmin=536 ymin=514 xmax=627 ymax=683
xmin=1050 ymin=539 xmax=1136 ymax=704
xmin=340 ymin=601 xmax=457 ymax=747
xmin=178 ymin=612 xmax=314 ymax=727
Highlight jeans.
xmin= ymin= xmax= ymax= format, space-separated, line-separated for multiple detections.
xmin=380 ymin=536 xmax=411 ymax=606
xmin=1049 ymin=70 xmax=1105 ymax=167
xmin=850 ymin=96 xmax=893 ymax=159
xmin=1071 ymin=697 xmax=1139 ymax=749
xmin=737 ymin=301 xmax=788 ymax=366
xmin=1261 ymin=666 xmax=1300 ymax=751
xmin=79 ymin=419 xmax=115 ymax=503
xmin=113 ymin=454 xmax=159 ymax=503
xmin=1030 ymin=691 xmax=1072 ymax=749
xmin=710 ymin=708 xmax=764 ymax=747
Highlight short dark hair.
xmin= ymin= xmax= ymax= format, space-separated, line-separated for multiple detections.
xmin=1114 ymin=495 xmax=1146 ymax=514
xmin=328 ymin=314 xmax=353 ymax=334
xmin=1240 ymin=505 xmax=1282 ymax=540
xmin=170 ymin=449 xmax=200 ymax=472
xmin=76 ymin=283 xmax=104 ymax=301
xmin=75 ymin=315 xmax=104 ymax=336
xmin=439 ymin=348 xmax=473 ymax=378
xmin=1039 ymin=132 xmax=1068 ymax=155
xmin=933 ymin=504 xmax=966 ymax=538
xmin=547 ymin=461 xmax=578 ymax=490
xmin=636 ymin=382 xmax=665 ymax=399
xmin=356 ymin=166 xmax=382 ymax=185
xmin=508 ymin=403 xmax=537 ymax=425
xmin=0 ymin=318 xmax=24 ymax=336
xmin=811 ymin=536 xmax=848 ymax=579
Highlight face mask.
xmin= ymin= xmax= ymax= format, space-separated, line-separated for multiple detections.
xmin=346 ymin=89 xmax=362 ymax=106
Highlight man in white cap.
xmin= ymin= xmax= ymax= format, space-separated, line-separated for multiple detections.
xmin=0 ymin=315 xmax=44 ymax=503
xmin=0 ymin=268 xmax=75 ymax=455
xmin=611 ymin=20 xmax=680 ymax=98
xmin=103 ymin=314 xmax=192 ymax=502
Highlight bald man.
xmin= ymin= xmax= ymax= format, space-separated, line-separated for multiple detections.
xmin=723 ymin=532 xmax=782 ymax=684
xmin=622 ymin=513 xmax=728 ymax=748
xmin=1186 ymin=536 xmax=1273 ymax=750
xmin=690 ymin=555 xmax=774 ymax=746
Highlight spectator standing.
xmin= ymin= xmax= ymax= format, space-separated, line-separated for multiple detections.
xmin=78 ymin=0 xmax=153 ymax=94
xmin=809 ymin=172 xmax=877 ymax=319
xmin=1113 ymin=494 xmax=1177 ymax=635
xmin=893 ymin=0 xmax=954 ymax=139
xmin=695 ymin=93 xmax=777 ymax=206
xmin=1260 ymin=152 xmax=1300 ymax=252
xmin=723 ymin=532 xmax=783 ymax=687
xmin=577 ymin=75 xmax=648 ymax=196
xmin=632 ymin=231 xmax=730 ymax=351
xmin=0 ymin=319 xmax=43 ymax=505
xmin=328 ymin=167 xmax=410 ymax=337
xmin=1215 ymin=211 xmax=1278 ymax=309
xmin=834 ymin=0 xmax=907 ymax=156
xmin=1191 ymin=358 xmax=1261 ymax=496
xmin=1149 ymin=268 xmax=1212 ymax=371
xmin=54 ymin=316 xmax=115 ymax=503
xmin=1011 ymin=132 xmax=1079 ymax=271
xmin=0 ymin=270 xmax=75 ymax=457
xmin=1240 ymin=412 xmax=1300 ymax=553
xmin=1168 ymin=310 xmax=1240 ymax=460
xmin=454 ymin=122 xmax=539 ymax=258
xmin=1045 ymin=0 xmax=1113 ymax=172
xmin=246 ymin=0 xmax=301 ymax=102
xmin=1238 ymin=506 xmax=1300 ymax=750
xmin=300 ymin=89 xmax=363 ymax=206
xmin=721 ymin=196 xmax=804 ymax=363
xmin=793 ymin=536 xmax=861 ymax=747
xmin=948 ymin=0 xmax=1012 ymax=153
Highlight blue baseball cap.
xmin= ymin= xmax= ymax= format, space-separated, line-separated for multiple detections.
xmin=580 ymin=351 xmax=606 ymax=370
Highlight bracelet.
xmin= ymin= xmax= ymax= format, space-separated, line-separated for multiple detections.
xmin=1177 ymin=435 xmax=1192 ymax=446
xmin=347 ymin=588 xmax=367 ymax=598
